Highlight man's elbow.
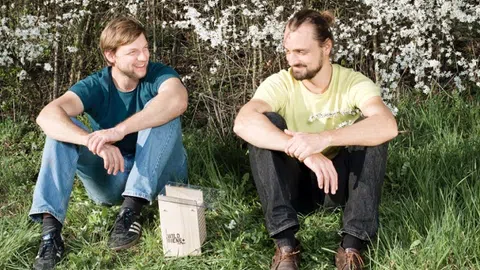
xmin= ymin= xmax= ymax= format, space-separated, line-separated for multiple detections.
xmin=233 ymin=116 xmax=245 ymax=136
xmin=36 ymin=108 xmax=47 ymax=128
xmin=175 ymin=95 xmax=188 ymax=115
xmin=387 ymin=118 xmax=398 ymax=140
xmin=180 ymin=99 xmax=188 ymax=115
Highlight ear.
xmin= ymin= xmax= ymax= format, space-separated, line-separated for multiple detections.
xmin=322 ymin=39 xmax=333 ymax=56
xmin=104 ymin=50 xmax=116 ymax=65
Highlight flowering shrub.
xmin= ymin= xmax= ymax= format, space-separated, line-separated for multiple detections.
xmin=167 ymin=0 xmax=479 ymax=96
xmin=331 ymin=0 xmax=480 ymax=97
xmin=0 ymin=0 xmax=478 ymax=130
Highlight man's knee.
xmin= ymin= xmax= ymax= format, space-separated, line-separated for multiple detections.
xmin=366 ymin=141 xmax=389 ymax=158
xmin=348 ymin=141 xmax=388 ymax=154
xmin=69 ymin=117 xmax=89 ymax=131
xmin=155 ymin=117 xmax=181 ymax=131
xmin=263 ymin=112 xmax=287 ymax=130
xmin=141 ymin=117 xmax=182 ymax=140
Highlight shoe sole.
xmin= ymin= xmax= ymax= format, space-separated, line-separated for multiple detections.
xmin=109 ymin=236 xmax=141 ymax=251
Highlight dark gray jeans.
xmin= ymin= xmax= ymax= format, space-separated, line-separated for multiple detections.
xmin=248 ymin=112 xmax=388 ymax=242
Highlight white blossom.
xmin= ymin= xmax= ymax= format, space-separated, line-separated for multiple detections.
xmin=17 ymin=70 xmax=28 ymax=80
xmin=66 ymin=46 xmax=78 ymax=53
xmin=225 ymin=219 xmax=236 ymax=230
xmin=181 ymin=75 xmax=192 ymax=83
xmin=44 ymin=63 xmax=53 ymax=71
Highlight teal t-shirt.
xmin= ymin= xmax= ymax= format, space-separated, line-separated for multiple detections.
xmin=70 ymin=61 xmax=180 ymax=154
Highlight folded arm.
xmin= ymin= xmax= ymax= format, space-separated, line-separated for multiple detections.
xmin=36 ymin=92 xmax=126 ymax=175
xmin=36 ymin=91 xmax=89 ymax=146
xmin=88 ymin=77 xmax=188 ymax=154
xmin=327 ymin=96 xmax=398 ymax=146
xmin=233 ymin=99 xmax=290 ymax=151
xmin=116 ymin=77 xmax=187 ymax=135
xmin=285 ymin=96 xmax=398 ymax=161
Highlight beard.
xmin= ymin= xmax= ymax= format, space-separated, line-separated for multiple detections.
xmin=291 ymin=53 xmax=324 ymax=80
xmin=117 ymin=63 xmax=148 ymax=80
xmin=291 ymin=63 xmax=322 ymax=80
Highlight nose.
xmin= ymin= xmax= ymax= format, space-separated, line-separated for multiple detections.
xmin=138 ymin=48 xmax=149 ymax=61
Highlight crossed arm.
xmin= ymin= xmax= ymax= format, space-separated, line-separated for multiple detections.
xmin=36 ymin=77 xmax=188 ymax=174
xmin=86 ymin=78 xmax=188 ymax=154
xmin=233 ymin=96 xmax=398 ymax=194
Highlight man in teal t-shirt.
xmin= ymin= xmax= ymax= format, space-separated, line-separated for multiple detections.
xmin=29 ymin=17 xmax=188 ymax=270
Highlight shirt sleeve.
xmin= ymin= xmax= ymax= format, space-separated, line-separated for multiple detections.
xmin=347 ymin=78 xmax=381 ymax=109
xmin=69 ymin=73 xmax=104 ymax=114
xmin=252 ymin=72 xmax=289 ymax=113
xmin=151 ymin=64 xmax=181 ymax=96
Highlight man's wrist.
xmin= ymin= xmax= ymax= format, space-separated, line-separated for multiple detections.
xmin=114 ymin=123 xmax=128 ymax=137
xmin=321 ymin=130 xmax=335 ymax=147
xmin=80 ymin=134 xmax=90 ymax=146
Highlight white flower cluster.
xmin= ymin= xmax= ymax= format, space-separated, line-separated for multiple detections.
xmin=1 ymin=0 xmax=478 ymax=97
xmin=172 ymin=1 xmax=302 ymax=50
xmin=0 ymin=0 xmax=98 ymax=69
xmin=332 ymin=0 xmax=479 ymax=95
xmin=0 ymin=15 xmax=53 ymax=67
xmin=126 ymin=0 xmax=143 ymax=16
xmin=168 ymin=0 xmax=478 ymax=95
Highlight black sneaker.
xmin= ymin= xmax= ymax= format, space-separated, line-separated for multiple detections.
xmin=107 ymin=207 xmax=142 ymax=251
xmin=33 ymin=230 xmax=65 ymax=270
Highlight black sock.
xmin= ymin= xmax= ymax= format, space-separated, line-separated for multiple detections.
xmin=341 ymin=234 xmax=366 ymax=251
xmin=273 ymin=228 xmax=297 ymax=248
xmin=42 ymin=215 xmax=62 ymax=235
xmin=121 ymin=196 xmax=148 ymax=215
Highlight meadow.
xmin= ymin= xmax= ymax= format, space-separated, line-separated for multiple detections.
xmin=1 ymin=0 xmax=478 ymax=268
xmin=1 ymin=92 xmax=479 ymax=269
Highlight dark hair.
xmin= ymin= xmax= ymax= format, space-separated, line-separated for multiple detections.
xmin=287 ymin=9 xmax=335 ymax=47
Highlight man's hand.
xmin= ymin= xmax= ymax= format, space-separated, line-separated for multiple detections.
xmin=303 ymin=153 xmax=338 ymax=194
xmin=284 ymin=130 xmax=331 ymax=161
xmin=87 ymin=127 xmax=125 ymax=155
xmin=97 ymin=144 xmax=125 ymax=175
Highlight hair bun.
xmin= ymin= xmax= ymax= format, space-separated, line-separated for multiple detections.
xmin=319 ymin=10 xmax=335 ymax=27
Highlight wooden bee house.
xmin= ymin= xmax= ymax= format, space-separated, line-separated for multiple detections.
xmin=157 ymin=185 xmax=206 ymax=257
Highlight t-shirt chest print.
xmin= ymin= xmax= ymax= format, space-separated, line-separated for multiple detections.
xmin=308 ymin=108 xmax=361 ymax=129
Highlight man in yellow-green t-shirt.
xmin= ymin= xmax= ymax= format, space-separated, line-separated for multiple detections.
xmin=234 ymin=9 xmax=398 ymax=270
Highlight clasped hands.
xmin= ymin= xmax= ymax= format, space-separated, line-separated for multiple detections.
xmin=84 ymin=127 xmax=125 ymax=175
xmin=284 ymin=129 xmax=338 ymax=195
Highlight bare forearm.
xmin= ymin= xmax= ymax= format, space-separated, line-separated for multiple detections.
xmin=115 ymin=94 xmax=187 ymax=136
xmin=234 ymin=113 xmax=290 ymax=151
xmin=328 ymin=114 xmax=398 ymax=147
xmin=36 ymin=106 xmax=89 ymax=145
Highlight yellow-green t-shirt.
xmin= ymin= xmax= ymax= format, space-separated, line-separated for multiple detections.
xmin=252 ymin=64 xmax=380 ymax=159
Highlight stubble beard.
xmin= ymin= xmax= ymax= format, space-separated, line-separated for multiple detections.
xmin=292 ymin=62 xmax=322 ymax=80
xmin=118 ymin=63 xmax=147 ymax=81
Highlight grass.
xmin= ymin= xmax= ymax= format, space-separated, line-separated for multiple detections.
xmin=0 ymin=93 xmax=479 ymax=269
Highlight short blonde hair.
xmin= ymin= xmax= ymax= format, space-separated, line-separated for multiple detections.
xmin=99 ymin=17 xmax=146 ymax=65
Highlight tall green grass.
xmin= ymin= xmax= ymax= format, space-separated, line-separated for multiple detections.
xmin=374 ymin=94 xmax=480 ymax=269
xmin=0 ymin=94 xmax=478 ymax=269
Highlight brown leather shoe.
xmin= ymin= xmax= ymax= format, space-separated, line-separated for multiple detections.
xmin=335 ymin=246 xmax=365 ymax=270
xmin=270 ymin=244 xmax=301 ymax=270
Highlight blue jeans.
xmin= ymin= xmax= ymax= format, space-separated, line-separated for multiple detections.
xmin=29 ymin=117 xmax=188 ymax=224
xmin=248 ymin=112 xmax=388 ymax=242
